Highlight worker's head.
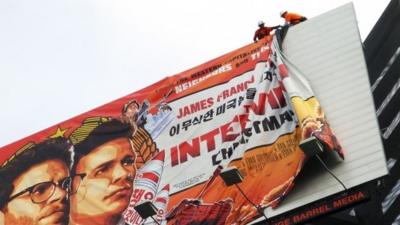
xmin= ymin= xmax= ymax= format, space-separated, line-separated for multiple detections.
xmin=280 ymin=11 xmax=288 ymax=18
xmin=258 ymin=20 xmax=265 ymax=28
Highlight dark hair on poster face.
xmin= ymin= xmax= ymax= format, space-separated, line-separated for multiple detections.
xmin=70 ymin=118 xmax=133 ymax=173
xmin=0 ymin=137 xmax=72 ymax=210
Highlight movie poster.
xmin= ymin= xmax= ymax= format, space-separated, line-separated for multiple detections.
xmin=0 ymin=35 xmax=343 ymax=225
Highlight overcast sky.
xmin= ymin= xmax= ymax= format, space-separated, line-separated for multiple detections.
xmin=0 ymin=0 xmax=391 ymax=147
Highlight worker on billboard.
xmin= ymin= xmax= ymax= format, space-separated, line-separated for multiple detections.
xmin=280 ymin=11 xmax=307 ymax=26
xmin=275 ymin=11 xmax=307 ymax=47
xmin=0 ymin=138 xmax=72 ymax=225
xmin=253 ymin=21 xmax=280 ymax=42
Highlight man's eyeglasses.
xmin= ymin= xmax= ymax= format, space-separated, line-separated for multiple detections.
xmin=8 ymin=177 xmax=71 ymax=204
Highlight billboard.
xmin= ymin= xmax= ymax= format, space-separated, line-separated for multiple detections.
xmin=262 ymin=3 xmax=388 ymax=222
xmin=0 ymin=3 xmax=387 ymax=225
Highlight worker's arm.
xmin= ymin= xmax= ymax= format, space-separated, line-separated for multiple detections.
xmin=271 ymin=25 xmax=281 ymax=29
xmin=253 ymin=31 xmax=258 ymax=42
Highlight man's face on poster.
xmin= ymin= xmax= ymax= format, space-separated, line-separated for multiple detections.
xmin=70 ymin=137 xmax=137 ymax=219
xmin=2 ymin=160 xmax=69 ymax=225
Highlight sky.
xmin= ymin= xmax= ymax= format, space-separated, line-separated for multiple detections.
xmin=0 ymin=0 xmax=391 ymax=147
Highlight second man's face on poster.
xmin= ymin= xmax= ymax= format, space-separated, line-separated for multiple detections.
xmin=70 ymin=137 xmax=137 ymax=219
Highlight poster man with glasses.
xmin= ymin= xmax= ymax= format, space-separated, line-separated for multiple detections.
xmin=0 ymin=138 xmax=72 ymax=225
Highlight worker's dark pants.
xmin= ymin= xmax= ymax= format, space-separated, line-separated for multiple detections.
xmin=275 ymin=25 xmax=289 ymax=49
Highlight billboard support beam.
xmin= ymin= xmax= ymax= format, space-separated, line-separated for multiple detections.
xmin=134 ymin=201 xmax=161 ymax=225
